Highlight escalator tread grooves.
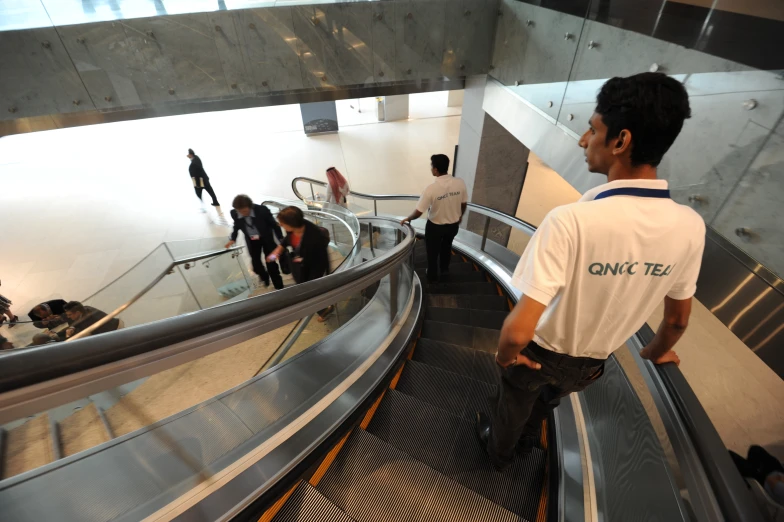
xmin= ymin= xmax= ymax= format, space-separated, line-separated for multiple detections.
xmin=317 ymin=429 xmax=524 ymax=522
xmin=272 ymin=482 xmax=355 ymax=522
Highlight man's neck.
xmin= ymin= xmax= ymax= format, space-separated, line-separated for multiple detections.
xmin=607 ymin=163 xmax=658 ymax=183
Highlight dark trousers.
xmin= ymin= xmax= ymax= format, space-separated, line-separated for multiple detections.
xmin=489 ymin=342 xmax=605 ymax=467
xmin=194 ymin=180 xmax=219 ymax=205
xmin=247 ymin=240 xmax=283 ymax=289
xmin=730 ymin=446 xmax=784 ymax=485
xmin=425 ymin=220 xmax=460 ymax=281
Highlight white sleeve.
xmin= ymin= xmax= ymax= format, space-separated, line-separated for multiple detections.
xmin=511 ymin=210 xmax=573 ymax=306
xmin=667 ymin=221 xmax=706 ymax=300
xmin=325 ymin=184 xmax=334 ymax=203
xmin=415 ymin=185 xmax=431 ymax=214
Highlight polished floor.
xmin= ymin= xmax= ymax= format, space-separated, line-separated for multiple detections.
xmin=0 ymin=93 xmax=460 ymax=318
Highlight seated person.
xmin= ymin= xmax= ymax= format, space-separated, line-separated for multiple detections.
xmin=58 ymin=301 xmax=121 ymax=340
xmin=28 ymin=332 xmax=59 ymax=346
xmin=0 ymin=279 xmax=19 ymax=327
xmin=28 ymin=299 xmax=68 ymax=329
xmin=0 ymin=335 xmax=13 ymax=350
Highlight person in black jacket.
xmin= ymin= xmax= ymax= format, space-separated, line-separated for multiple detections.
xmin=187 ymin=148 xmax=220 ymax=207
xmin=58 ymin=301 xmax=122 ymax=340
xmin=225 ymin=195 xmax=285 ymax=290
xmin=266 ymin=206 xmax=333 ymax=321
xmin=28 ymin=299 xmax=68 ymax=329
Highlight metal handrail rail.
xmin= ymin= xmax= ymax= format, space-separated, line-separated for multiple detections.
xmin=67 ymin=246 xmax=243 ymax=341
xmin=291 ymin=176 xmax=537 ymax=235
xmin=0 ymin=218 xmax=414 ymax=401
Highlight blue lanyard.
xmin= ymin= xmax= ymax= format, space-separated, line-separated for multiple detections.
xmin=594 ymin=187 xmax=671 ymax=200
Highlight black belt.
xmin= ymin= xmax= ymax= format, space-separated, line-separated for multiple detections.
xmin=525 ymin=342 xmax=605 ymax=370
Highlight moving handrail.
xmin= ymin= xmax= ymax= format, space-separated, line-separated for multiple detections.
xmin=0 ymin=218 xmax=415 ymax=425
xmin=292 ymin=179 xmax=766 ymax=522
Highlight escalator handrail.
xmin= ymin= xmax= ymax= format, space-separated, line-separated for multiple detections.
xmin=67 ymin=246 xmax=244 ymax=341
xmin=0 ymin=218 xmax=414 ymax=396
xmin=291 ymin=176 xmax=538 ymax=234
xmin=293 ymin=181 xmax=765 ymax=522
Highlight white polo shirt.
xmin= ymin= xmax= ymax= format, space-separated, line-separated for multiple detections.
xmin=416 ymin=175 xmax=468 ymax=225
xmin=512 ymin=179 xmax=705 ymax=359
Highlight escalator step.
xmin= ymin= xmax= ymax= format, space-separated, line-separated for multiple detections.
xmin=426 ymin=282 xmax=499 ymax=295
xmin=427 ymin=294 xmax=509 ymax=311
xmin=413 ymin=339 xmax=501 ymax=385
xmin=318 ymin=429 xmax=524 ymax=522
xmin=273 ymin=482 xmax=355 ymax=522
xmin=395 ymin=360 xmax=495 ymax=420
xmin=444 ymin=420 xmax=547 ymax=522
xmin=421 ymin=320 xmax=501 ymax=352
xmin=366 ymin=388 xmax=461 ymax=473
xmin=426 ymin=307 xmax=508 ymax=330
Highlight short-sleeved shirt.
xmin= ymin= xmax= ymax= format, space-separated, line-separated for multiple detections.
xmin=511 ymin=179 xmax=705 ymax=360
xmin=416 ymin=175 xmax=468 ymax=225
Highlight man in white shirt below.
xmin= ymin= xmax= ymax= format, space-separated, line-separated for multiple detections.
xmin=476 ymin=72 xmax=705 ymax=470
xmin=401 ymin=154 xmax=468 ymax=283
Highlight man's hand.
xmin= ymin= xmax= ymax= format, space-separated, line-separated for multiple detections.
xmin=225 ymin=240 xmax=235 ymax=249
xmin=65 ymin=327 xmax=75 ymax=339
xmin=640 ymin=346 xmax=680 ymax=366
xmin=400 ymin=218 xmax=410 ymax=225
xmin=496 ymin=352 xmax=542 ymax=370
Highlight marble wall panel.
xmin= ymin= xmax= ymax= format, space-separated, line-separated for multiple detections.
xmin=293 ymin=3 xmax=375 ymax=88
xmin=56 ymin=22 xmax=152 ymax=110
xmin=208 ymin=11 xmax=254 ymax=95
xmin=371 ymin=2 xmax=397 ymax=82
xmin=466 ymin=113 xmax=530 ymax=245
xmin=234 ymin=8 xmax=304 ymax=94
xmin=443 ymin=0 xmax=498 ymax=77
xmin=0 ymin=27 xmax=94 ymax=120
xmin=491 ymin=0 xmax=531 ymax=86
xmin=712 ymin=131 xmax=784 ymax=277
xmin=122 ymin=14 xmax=231 ymax=104
xmin=395 ymin=0 xmax=447 ymax=81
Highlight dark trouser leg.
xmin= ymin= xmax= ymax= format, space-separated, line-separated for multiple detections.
xmin=194 ymin=186 xmax=204 ymax=201
xmin=424 ymin=220 xmax=443 ymax=282
xmin=202 ymin=180 xmax=220 ymax=205
xmin=262 ymin=244 xmax=284 ymax=289
xmin=247 ymin=240 xmax=269 ymax=283
xmin=440 ymin=222 xmax=459 ymax=273
xmin=489 ymin=365 xmax=544 ymax=467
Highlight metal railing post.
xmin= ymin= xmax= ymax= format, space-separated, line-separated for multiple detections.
xmin=374 ymin=200 xmax=378 ymax=216
xmin=481 ymin=215 xmax=490 ymax=252
xmin=368 ymin=223 xmax=375 ymax=257
xmin=389 ymin=268 xmax=399 ymax=323
xmin=310 ymin=183 xmax=315 ymax=201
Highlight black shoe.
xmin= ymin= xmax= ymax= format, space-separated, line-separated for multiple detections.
xmin=261 ymin=278 xmax=271 ymax=288
xmin=211 ymin=202 xmax=220 ymax=207
xmin=475 ymin=412 xmax=510 ymax=472
xmin=516 ymin=435 xmax=536 ymax=456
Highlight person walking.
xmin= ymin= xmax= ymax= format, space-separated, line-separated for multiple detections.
xmin=475 ymin=72 xmax=704 ymax=471
xmin=325 ymin=167 xmax=350 ymax=208
xmin=266 ymin=206 xmax=333 ymax=321
xmin=400 ymin=154 xmax=467 ymax=283
xmin=226 ymin=195 xmax=285 ymax=290
xmin=187 ymin=148 xmax=220 ymax=207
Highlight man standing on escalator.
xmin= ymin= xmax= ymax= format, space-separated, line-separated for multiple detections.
xmin=226 ymin=195 xmax=285 ymax=290
xmin=476 ymin=72 xmax=705 ymax=471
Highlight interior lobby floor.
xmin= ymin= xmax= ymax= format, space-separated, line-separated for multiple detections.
xmin=0 ymin=94 xmax=460 ymax=317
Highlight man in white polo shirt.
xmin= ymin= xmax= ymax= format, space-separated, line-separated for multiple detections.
xmin=476 ymin=72 xmax=705 ymax=470
xmin=401 ymin=154 xmax=468 ymax=282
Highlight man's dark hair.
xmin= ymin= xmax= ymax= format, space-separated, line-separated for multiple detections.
xmin=278 ymin=206 xmax=306 ymax=228
xmin=64 ymin=301 xmax=86 ymax=315
xmin=232 ymin=194 xmax=253 ymax=209
xmin=595 ymin=72 xmax=691 ymax=167
xmin=188 ymin=148 xmax=195 ymax=155
xmin=431 ymin=154 xmax=450 ymax=175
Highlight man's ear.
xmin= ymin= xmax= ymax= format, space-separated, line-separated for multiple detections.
xmin=613 ymin=129 xmax=632 ymax=155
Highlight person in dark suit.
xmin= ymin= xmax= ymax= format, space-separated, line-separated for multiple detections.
xmin=187 ymin=148 xmax=220 ymax=207
xmin=28 ymin=299 xmax=68 ymax=329
xmin=57 ymin=301 xmax=122 ymax=340
xmin=225 ymin=195 xmax=285 ymax=290
xmin=266 ymin=206 xmax=333 ymax=320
